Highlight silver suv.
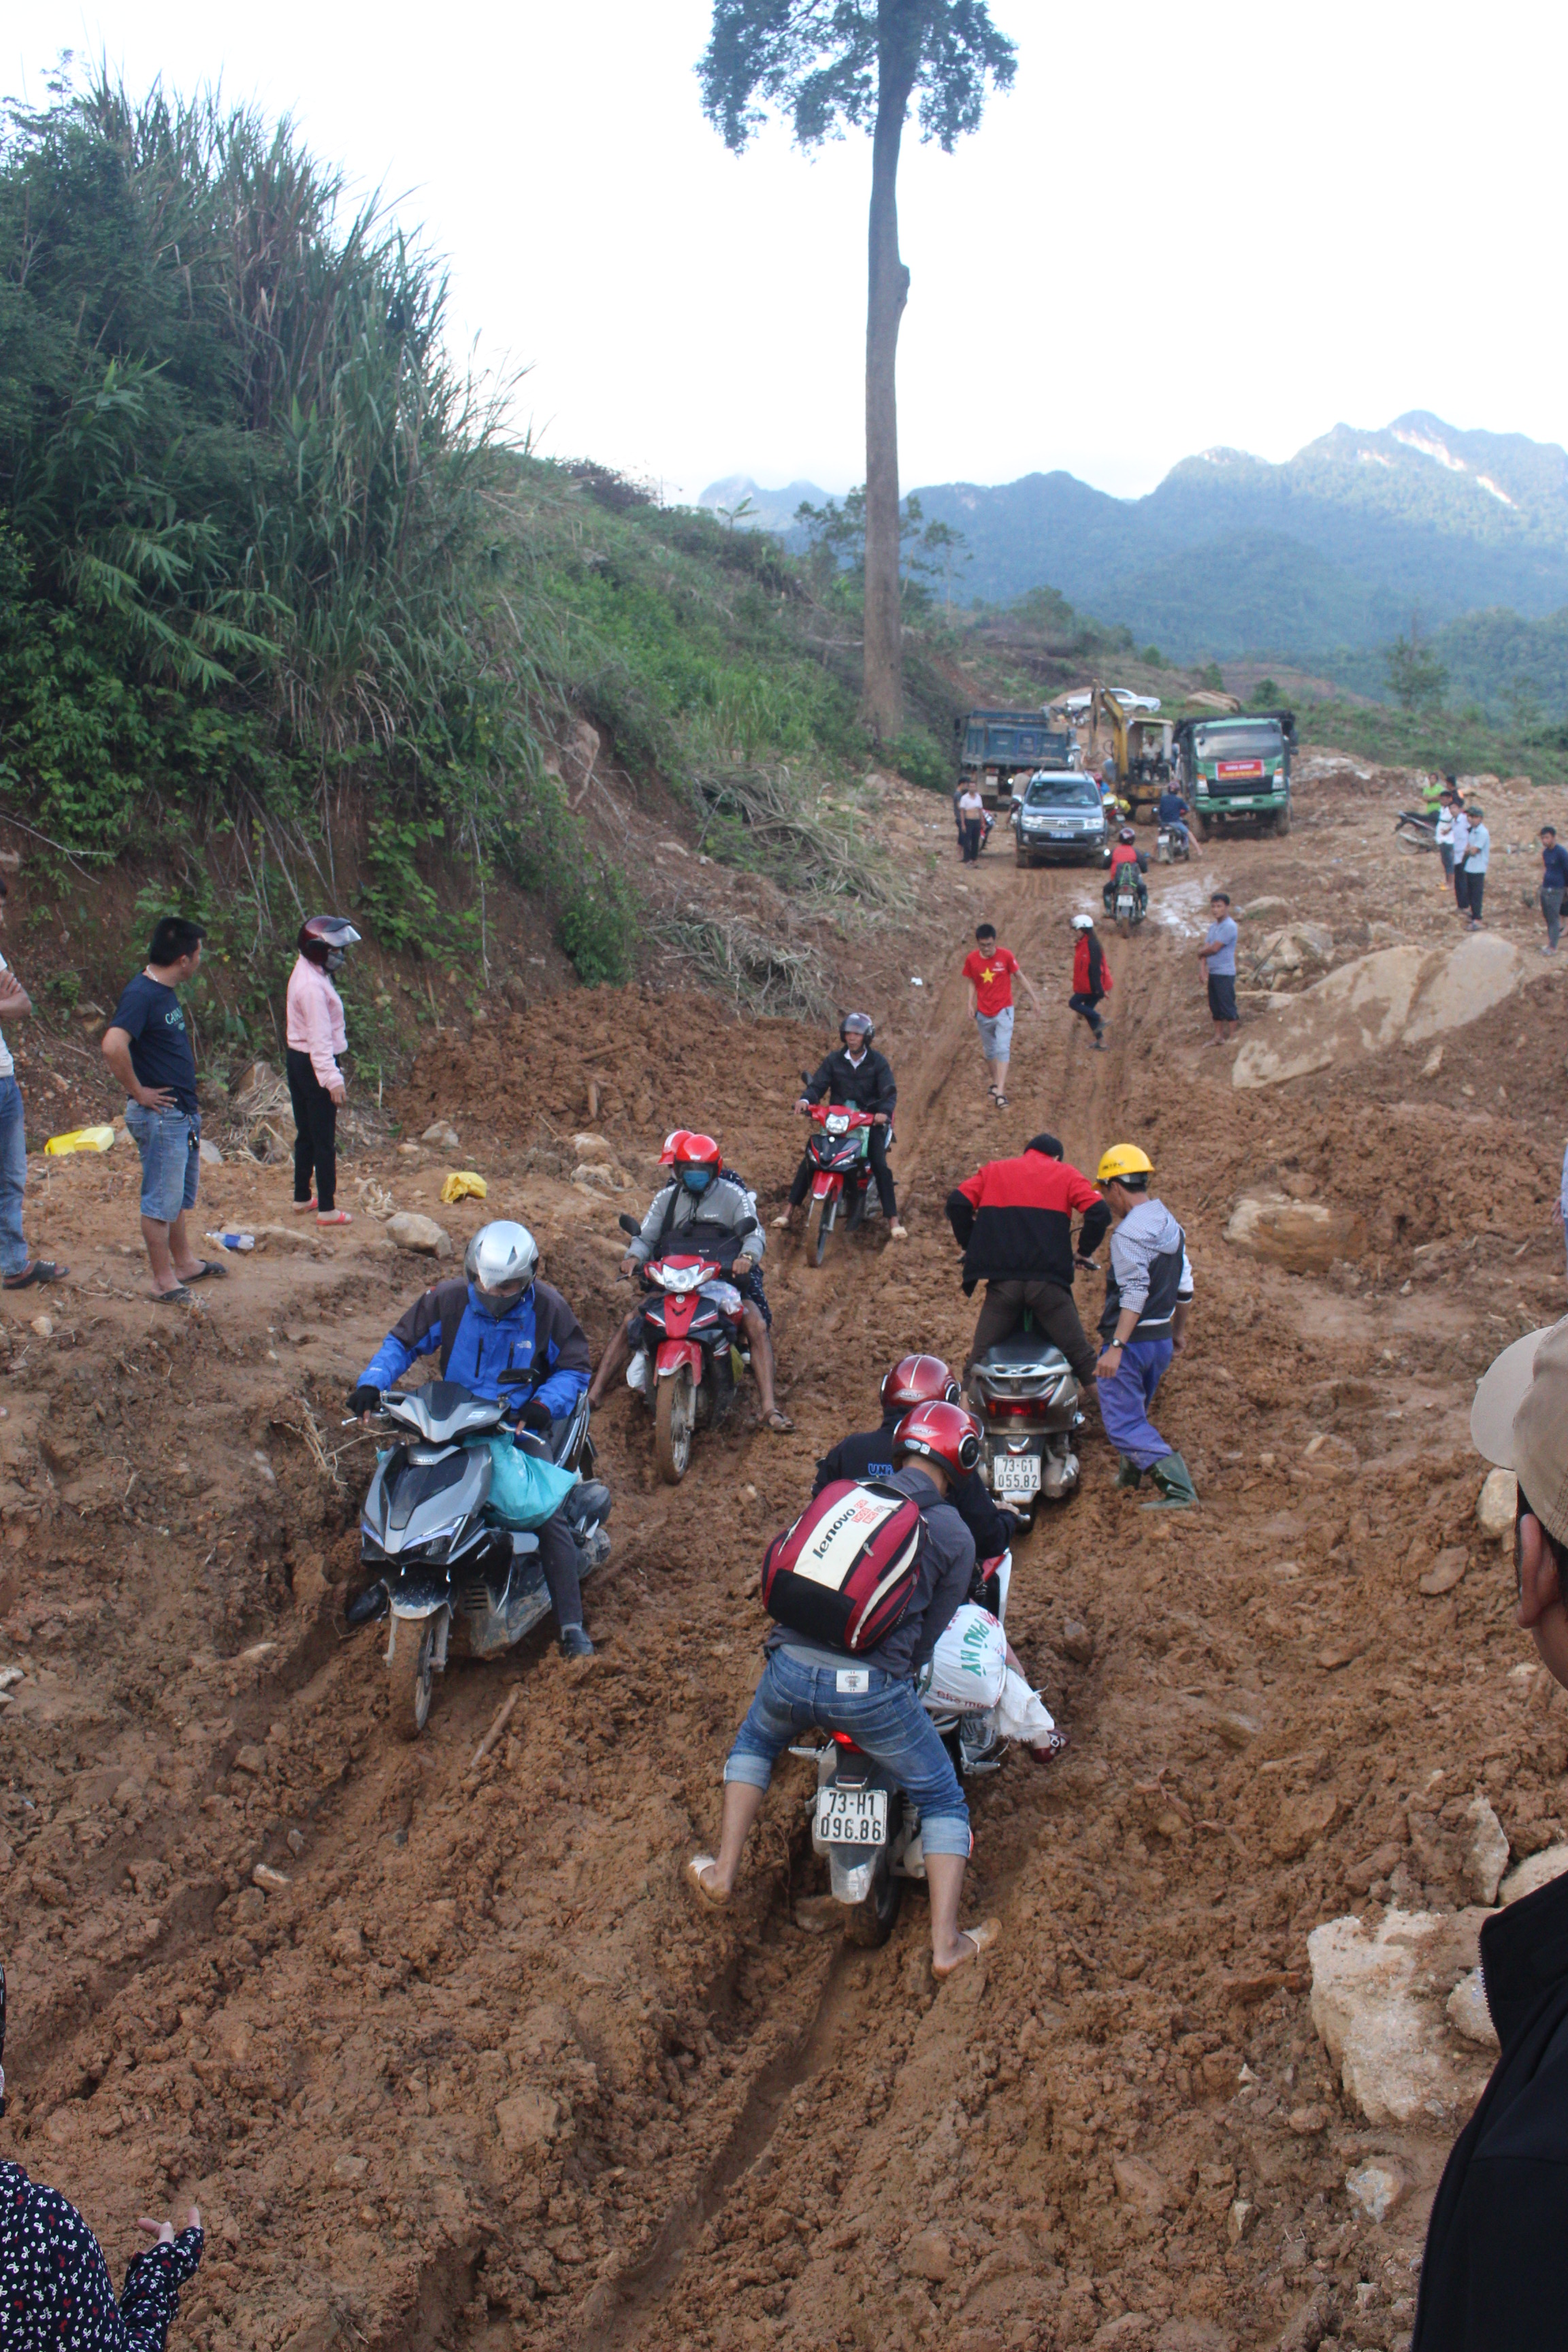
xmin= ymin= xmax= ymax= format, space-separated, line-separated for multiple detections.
xmin=1012 ymin=771 xmax=1110 ymax=868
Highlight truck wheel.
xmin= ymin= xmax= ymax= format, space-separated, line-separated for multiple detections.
xmin=389 ymin=1614 xmax=436 ymax=1742
xmin=843 ymin=1857 xmax=903 ymax=1947
xmin=655 ymin=1365 xmax=696 ymax=1484
xmin=1196 ymin=815 xmax=1213 ymax=843
xmin=1273 ymin=802 xmax=1292 ymax=837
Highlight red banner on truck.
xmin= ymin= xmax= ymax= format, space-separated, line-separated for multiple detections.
xmin=1215 ymin=759 xmax=1264 ymax=780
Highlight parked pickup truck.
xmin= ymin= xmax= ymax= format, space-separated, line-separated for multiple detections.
xmin=1174 ymin=710 xmax=1296 ymax=838
xmin=956 ymin=711 xmax=1077 ymax=808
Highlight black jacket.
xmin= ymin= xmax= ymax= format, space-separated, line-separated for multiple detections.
xmin=947 ymin=1151 xmax=1111 ymax=1296
xmin=812 ymin=1416 xmax=1015 ymax=1565
xmin=1413 ymin=1867 xmax=1568 ymax=2347
xmin=803 ymin=1047 xmax=896 ymax=1120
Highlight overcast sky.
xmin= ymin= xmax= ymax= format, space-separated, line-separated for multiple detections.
xmin=11 ymin=0 xmax=1566 ymax=504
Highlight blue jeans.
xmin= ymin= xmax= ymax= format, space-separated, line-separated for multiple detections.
xmin=0 ymin=1075 xmax=28 ymax=1277
xmin=1098 ymin=1335 xmax=1175 ymax=1469
xmin=725 ymin=1648 xmax=970 ymax=1857
xmin=124 ymin=1101 xmax=200 ymax=1223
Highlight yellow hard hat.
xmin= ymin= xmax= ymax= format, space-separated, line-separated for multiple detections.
xmin=1096 ymin=1143 xmax=1154 ymax=1187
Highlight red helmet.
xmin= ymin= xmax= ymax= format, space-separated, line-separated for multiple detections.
xmin=659 ymin=1129 xmax=722 ymax=1170
xmin=881 ymin=1353 xmax=960 ymax=1414
xmin=893 ymin=1400 xmax=982 ymax=1477
xmin=297 ymin=915 xmax=361 ymax=971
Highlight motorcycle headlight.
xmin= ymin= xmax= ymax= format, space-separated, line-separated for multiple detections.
xmin=408 ymin=1517 xmax=465 ymax=1561
xmin=826 ymin=1115 xmax=849 ymax=1134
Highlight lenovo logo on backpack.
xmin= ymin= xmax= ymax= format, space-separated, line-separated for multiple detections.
xmin=761 ymin=1480 xmax=926 ymax=1654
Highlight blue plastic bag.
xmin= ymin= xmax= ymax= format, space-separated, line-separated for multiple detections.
xmin=481 ymin=1436 xmax=579 ymax=1531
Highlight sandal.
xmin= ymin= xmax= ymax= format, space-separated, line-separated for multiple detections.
xmin=763 ymin=1408 xmax=794 ymax=1435
xmin=182 ymin=1260 xmax=227 ymax=1282
xmin=687 ymin=1854 xmax=730 ymax=1910
xmin=316 ymin=1210 xmax=353 ymax=1226
xmin=934 ymin=1916 xmax=1002 ymax=1980
xmin=291 ymin=1198 xmax=318 ymax=1215
xmin=2 ymin=1260 xmax=68 ymax=1290
xmin=994 ymin=1094 xmax=1009 ymax=1109
xmin=152 ymin=1286 xmax=193 ymax=1306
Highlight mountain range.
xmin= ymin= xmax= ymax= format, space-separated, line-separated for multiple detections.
xmin=699 ymin=415 xmax=1568 ymax=683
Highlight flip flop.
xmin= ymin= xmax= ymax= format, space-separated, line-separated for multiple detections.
xmin=763 ymin=1409 xmax=794 ymax=1434
xmin=182 ymin=1260 xmax=227 ymax=1281
xmin=994 ymin=1094 xmax=1009 ymax=1109
xmin=316 ymin=1210 xmax=352 ymax=1226
xmin=933 ymin=1916 xmax=1002 ymax=1980
xmin=1 ymin=1261 xmax=68 ymax=1290
xmin=687 ymin=1855 xmax=729 ymax=1909
xmin=291 ymin=1198 xmax=318 ymax=1215
xmin=152 ymin=1286 xmax=193 ymax=1306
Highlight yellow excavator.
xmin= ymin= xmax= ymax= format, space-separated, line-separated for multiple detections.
xmin=1062 ymin=685 xmax=1175 ymax=825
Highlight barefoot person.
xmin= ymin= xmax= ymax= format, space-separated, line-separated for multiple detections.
xmin=0 ymin=871 xmax=68 ymax=1292
xmin=101 ymin=917 xmax=227 ymax=1305
xmin=689 ymin=1401 xmax=1000 ymax=1978
xmin=1196 ymin=891 xmax=1239 ymax=1043
xmin=962 ymin=923 xmax=1041 ymax=1111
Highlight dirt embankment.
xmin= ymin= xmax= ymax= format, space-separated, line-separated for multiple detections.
xmin=2 ymin=752 xmax=1566 ymax=2352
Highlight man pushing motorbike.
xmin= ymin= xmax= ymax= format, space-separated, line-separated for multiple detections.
xmin=945 ymin=1134 xmax=1107 ymax=1392
xmin=585 ymin=1128 xmax=793 ymax=1433
xmin=348 ymin=1220 xmax=598 ymax=1655
xmin=1093 ymin=1143 xmax=1197 ymax=1509
xmin=813 ymin=1352 xmax=1022 ymax=1581
xmin=773 ymin=1011 xmax=908 ymax=1242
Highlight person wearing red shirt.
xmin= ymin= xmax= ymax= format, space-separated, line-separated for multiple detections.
xmin=1101 ymin=828 xmax=1148 ymax=921
xmin=1068 ymin=913 xmax=1111 ymax=1049
xmin=961 ymin=924 xmax=1041 ymax=1109
xmin=945 ymin=1134 xmax=1109 ymax=1384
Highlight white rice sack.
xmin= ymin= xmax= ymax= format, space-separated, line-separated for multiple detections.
xmin=997 ymin=1666 xmax=1056 ymax=1744
xmin=925 ymin=1603 xmax=1007 ymax=1717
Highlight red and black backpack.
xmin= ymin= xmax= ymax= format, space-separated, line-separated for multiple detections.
xmin=761 ymin=1480 xmax=926 ymax=1654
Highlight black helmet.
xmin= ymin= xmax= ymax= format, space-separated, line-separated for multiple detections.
xmin=299 ymin=916 xmax=361 ymax=973
xmin=840 ymin=1011 xmax=875 ymax=1046
xmin=1118 ymin=827 xmax=1137 ymax=844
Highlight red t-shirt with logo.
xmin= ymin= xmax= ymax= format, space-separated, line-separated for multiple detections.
xmin=962 ymin=946 xmax=1019 ymax=1017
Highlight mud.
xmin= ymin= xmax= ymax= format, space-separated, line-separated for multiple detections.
xmin=2 ymin=753 xmax=1565 ymax=2351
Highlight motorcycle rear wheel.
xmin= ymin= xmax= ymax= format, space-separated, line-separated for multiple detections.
xmin=804 ymin=1190 xmax=835 ymax=1268
xmin=844 ymin=1856 xmax=903 ymax=1947
xmin=389 ymin=1614 xmax=436 ymax=1742
xmin=655 ymin=1365 xmax=696 ymax=1484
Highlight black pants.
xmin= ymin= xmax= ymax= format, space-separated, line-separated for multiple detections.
xmin=961 ymin=819 xmax=983 ymax=863
xmin=1459 ymin=870 xmax=1484 ymax=920
xmin=790 ymin=1126 xmax=896 ymax=1219
xmin=286 ymin=1048 xmax=338 ymax=1211
xmin=1068 ymin=990 xmax=1105 ymax=1037
xmin=536 ymin=1506 xmax=584 ymax=1630
xmin=967 ymin=1277 xmax=1098 ymax=1386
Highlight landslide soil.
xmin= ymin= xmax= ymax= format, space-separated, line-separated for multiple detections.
xmin=3 ymin=753 xmax=1566 ymax=2352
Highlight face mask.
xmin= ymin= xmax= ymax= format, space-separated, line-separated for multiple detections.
xmin=476 ymin=1284 xmax=525 ymax=1318
xmin=325 ymin=949 xmax=346 ymax=972
xmin=681 ymin=1166 xmax=715 ymax=1196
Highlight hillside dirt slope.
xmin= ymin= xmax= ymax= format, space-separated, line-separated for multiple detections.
xmin=3 ymin=753 xmax=1567 ymax=2352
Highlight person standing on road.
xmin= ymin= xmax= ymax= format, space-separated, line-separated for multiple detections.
xmin=1458 ymin=804 xmax=1490 ymax=929
xmin=1196 ymin=891 xmax=1240 ymax=1043
xmin=1451 ymin=796 xmax=1472 ymax=915
xmin=1539 ymin=826 xmax=1568 ymax=954
xmin=1068 ymin=912 xmax=1111 ymax=1049
xmin=0 ymin=872 xmax=67 ymax=1292
xmin=1435 ymin=788 xmax=1460 ymax=889
xmin=1092 ymin=1143 xmax=1196 ymax=1508
xmin=958 ymin=783 xmax=985 ymax=864
xmin=962 ymin=924 xmax=1041 ymax=1111
xmin=945 ymin=1132 xmax=1108 ymax=1389
xmin=101 ymin=918 xmax=225 ymax=1305
xmin=286 ymin=917 xmax=360 ymax=1226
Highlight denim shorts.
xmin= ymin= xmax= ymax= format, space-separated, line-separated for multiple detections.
xmin=724 ymin=1647 xmax=970 ymax=1857
xmin=124 ymin=1102 xmax=200 ymax=1222
xmin=975 ymin=1007 xmax=1014 ymax=1062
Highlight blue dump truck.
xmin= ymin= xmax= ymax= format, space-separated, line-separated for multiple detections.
xmin=956 ymin=710 xmax=1078 ymax=809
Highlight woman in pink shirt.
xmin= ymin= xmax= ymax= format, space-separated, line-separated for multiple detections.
xmin=285 ymin=917 xmax=359 ymax=1224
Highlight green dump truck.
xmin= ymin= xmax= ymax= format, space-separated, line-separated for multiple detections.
xmin=1175 ymin=710 xmax=1296 ymax=838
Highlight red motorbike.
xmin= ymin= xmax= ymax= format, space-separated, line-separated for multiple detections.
xmin=616 ymin=1215 xmax=749 ymax=1483
xmin=798 ymin=1085 xmax=881 ymax=1267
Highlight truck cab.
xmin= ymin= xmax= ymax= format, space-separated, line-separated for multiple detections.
xmin=956 ymin=711 xmax=1077 ymax=809
xmin=1176 ymin=711 xmax=1295 ymax=838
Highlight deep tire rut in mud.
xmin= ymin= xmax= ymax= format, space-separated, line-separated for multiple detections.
xmin=7 ymin=763 xmax=1568 ymax=2351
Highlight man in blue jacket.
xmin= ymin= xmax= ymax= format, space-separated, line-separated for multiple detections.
xmin=347 ymin=1221 xmax=595 ymax=1654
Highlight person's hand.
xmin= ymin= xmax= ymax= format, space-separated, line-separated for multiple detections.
xmin=1171 ymin=1333 xmax=1188 ymax=1358
xmin=135 ymin=1084 xmax=177 ymax=1111
xmin=346 ymin=1384 xmax=382 ymax=1422
xmin=621 ymin=1253 xmax=639 ymax=1277
xmin=736 ymin=1250 xmax=758 ymax=1274
xmin=1098 ymin=1344 xmax=1122 ymax=1377
xmin=872 ymin=1112 xmax=888 ymax=1126
xmin=329 ymin=1083 xmax=346 ymax=1107
xmin=796 ymin=1096 xmax=811 ymax=1113
xmin=138 ymin=2206 xmax=201 ymax=2244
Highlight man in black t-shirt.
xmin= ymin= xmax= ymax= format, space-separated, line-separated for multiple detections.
xmin=102 ymin=917 xmax=223 ymax=1304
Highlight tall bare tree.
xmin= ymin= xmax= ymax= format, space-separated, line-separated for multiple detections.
xmin=700 ymin=2 xmax=1015 ymax=740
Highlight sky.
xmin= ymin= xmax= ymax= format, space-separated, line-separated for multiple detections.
xmin=10 ymin=0 xmax=1568 ymax=505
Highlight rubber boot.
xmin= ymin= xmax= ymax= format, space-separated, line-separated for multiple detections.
xmin=1141 ymin=1451 xmax=1198 ymax=1509
xmin=1113 ymin=1455 xmax=1143 ymax=1491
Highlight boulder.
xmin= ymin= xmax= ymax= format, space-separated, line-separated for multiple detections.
xmin=198 ymin=1137 xmax=224 ymax=1166
xmin=1307 ymin=1909 xmax=1492 ymax=2125
xmin=1446 ymin=1968 xmax=1499 ymax=2048
xmin=1501 ymin=1842 xmax=1568 ymax=1905
xmin=385 ymin=1213 xmax=452 ymax=1258
xmin=1255 ymin=924 xmax=1334 ymax=977
xmin=1226 ymin=1190 xmax=1368 ymax=1273
xmin=421 ymin=1120 xmax=461 ymax=1150
xmin=1237 ymin=896 xmax=1290 ymax=921
xmin=1463 ymin=1795 xmax=1509 ymax=1906
xmin=1233 ymin=934 xmax=1526 ymax=1090
xmin=1477 ymin=1468 xmax=1517 ymax=1541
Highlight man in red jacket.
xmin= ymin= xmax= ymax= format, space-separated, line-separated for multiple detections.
xmin=946 ymin=1134 xmax=1109 ymax=1384
xmin=1068 ymin=913 xmax=1111 ymax=1049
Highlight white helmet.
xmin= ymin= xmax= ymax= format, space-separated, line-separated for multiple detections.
xmin=465 ymin=1220 xmax=539 ymax=1313
xmin=1071 ymin=913 xmax=1095 ymax=930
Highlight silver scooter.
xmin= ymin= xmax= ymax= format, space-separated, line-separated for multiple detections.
xmin=970 ymin=1337 xmax=1084 ymax=1512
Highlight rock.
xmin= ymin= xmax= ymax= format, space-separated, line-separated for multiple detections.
xmin=1420 ymin=1547 xmax=1469 ymax=1596
xmin=1446 ymin=1967 xmax=1499 ymax=2048
xmin=198 ymin=1137 xmax=224 ymax=1165
xmin=1226 ymin=2199 xmax=1256 ymax=2246
xmin=421 ymin=1120 xmax=461 ymax=1149
xmin=1215 ymin=1710 xmax=1259 ymax=1748
xmin=1477 ymin=1468 xmax=1517 ymax=1541
xmin=1501 ymin=1842 xmax=1568 ymax=1904
xmin=1233 ymin=934 xmax=1526 ymax=1090
xmin=1345 ymin=1840 xmax=1405 ymax=1893
xmin=1343 ymin=2160 xmax=1405 ymax=2223
xmin=231 ymin=1744 xmax=267 ymax=1775
xmin=1225 ymin=1190 xmax=1367 ymax=1273
xmin=495 ymin=2089 xmax=560 ymax=2155
xmin=1256 ymin=923 xmax=1334 ymax=976
xmin=572 ymin=1161 xmax=627 ymax=1194
xmin=1288 ymin=2103 xmax=1329 ymax=2135
xmin=1271 ymin=1788 xmax=1343 ymax=1861
xmin=252 ymin=1863 xmax=291 ymax=1893
xmin=1463 ymin=1794 xmax=1509 ymax=1906
xmin=233 ymin=1058 xmax=280 ymax=1105
xmin=1111 ymin=2155 xmax=1169 ymax=2214
xmin=572 ymin=1131 xmax=612 ymax=1158
xmin=397 ymin=1142 xmax=422 ymax=1158
xmin=1308 ymin=1909 xmax=1492 ymax=2125
xmin=29 ymin=1314 xmax=53 ymax=1339
xmin=250 ymin=1224 xmax=315 ymax=1253
xmin=331 ymin=2153 xmax=367 ymax=2184
xmin=1421 ymin=1044 xmax=1443 ymax=1077
xmin=1060 ymin=1618 xmax=1095 ymax=1666
xmin=793 ymin=1895 xmax=842 ymax=1935
xmin=385 ymin=1213 xmax=453 ymax=1258
xmin=1237 ymin=896 xmax=1290 ymax=921
xmin=902 ymin=2230 xmax=952 ymax=2282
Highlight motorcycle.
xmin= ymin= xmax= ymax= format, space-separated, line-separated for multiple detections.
xmin=969 ymin=1330 xmax=1085 ymax=1512
xmin=1109 ymin=863 xmax=1147 ymax=937
xmin=1394 ymin=807 xmax=1440 ymax=853
xmin=797 ymin=1082 xmax=882 ymax=1267
xmin=615 ymin=1212 xmax=750 ymax=1484
xmin=1156 ymin=825 xmax=1192 ymax=865
xmin=351 ymin=1380 xmax=610 ymax=1740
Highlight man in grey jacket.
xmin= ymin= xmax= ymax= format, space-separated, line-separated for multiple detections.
xmin=583 ymin=1128 xmax=791 ymax=1431
xmin=1092 ymin=1142 xmax=1196 ymax=1507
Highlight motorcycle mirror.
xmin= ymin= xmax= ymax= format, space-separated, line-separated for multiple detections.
xmin=617 ymin=1213 xmax=641 ymax=1237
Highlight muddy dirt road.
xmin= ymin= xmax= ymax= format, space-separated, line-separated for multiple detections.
xmin=3 ymin=755 xmax=1567 ymax=2352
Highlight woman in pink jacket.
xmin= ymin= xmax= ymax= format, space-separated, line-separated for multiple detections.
xmin=286 ymin=917 xmax=360 ymax=1224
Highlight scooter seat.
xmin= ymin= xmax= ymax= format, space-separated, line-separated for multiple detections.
xmin=977 ymin=1335 xmax=1071 ymax=1377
